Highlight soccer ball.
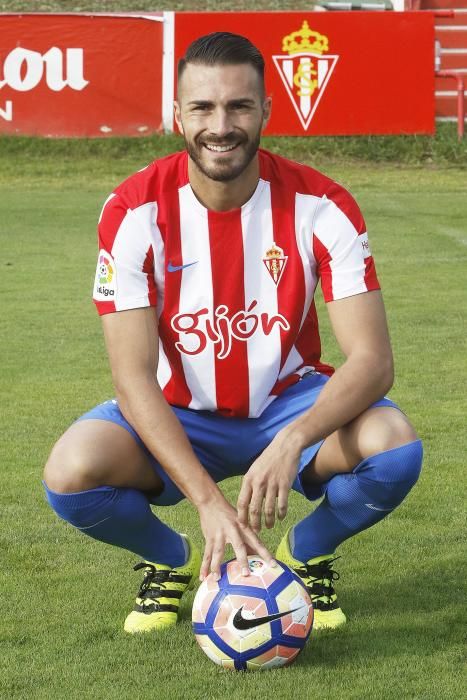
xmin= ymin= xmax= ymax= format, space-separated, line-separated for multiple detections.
xmin=192 ymin=556 xmax=313 ymax=671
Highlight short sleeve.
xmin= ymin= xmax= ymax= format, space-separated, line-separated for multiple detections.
xmin=92 ymin=194 xmax=158 ymax=315
xmin=312 ymin=189 xmax=380 ymax=303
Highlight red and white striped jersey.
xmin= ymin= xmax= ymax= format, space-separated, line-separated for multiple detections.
xmin=93 ymin=149 xmax=379 ymax=418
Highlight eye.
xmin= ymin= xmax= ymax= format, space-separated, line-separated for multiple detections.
xmin=230 ymin=102 xmax=253 ymax=111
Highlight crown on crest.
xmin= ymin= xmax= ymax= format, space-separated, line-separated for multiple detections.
xmin=265 ymin=242 xmax=284 ymax=259
xmin=282 ymin=20 xmax=329 ymax=55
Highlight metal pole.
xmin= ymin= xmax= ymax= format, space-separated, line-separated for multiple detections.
xmin=436 ymin=71 xmax=465 ymax=141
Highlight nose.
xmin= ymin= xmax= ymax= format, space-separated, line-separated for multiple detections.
xmin=207 ymin=107 xmax=233 ymax=139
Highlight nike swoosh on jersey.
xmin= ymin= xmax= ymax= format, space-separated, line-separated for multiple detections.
xmin=167 ymin=260 xmax=198 ymax=272
xmin=232 ymin=605 xmax=299 ymax=630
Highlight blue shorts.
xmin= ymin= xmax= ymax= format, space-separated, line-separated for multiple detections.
xmin=78 ymin=372 xmax=398 ymax=506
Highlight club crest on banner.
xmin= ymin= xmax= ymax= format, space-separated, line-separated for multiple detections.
xmin=263 ymin=242 xmax=288 ymax=286
xmin=272 ymin=20 xmax=339 ymax=131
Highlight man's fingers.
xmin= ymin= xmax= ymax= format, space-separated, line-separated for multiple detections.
xmin=263 ymin=488 xmax=278 ymax=529
xmin=228 ymin=535 xmax=250 ymax=577
xmin=209 ymin=540 xmax=225 ymax=581
xmin=244 ymin=528 xmax=277 ymax=568
xmin=200 ymin=543 xmax=213 ymax=581
xmin=248 ymin=486 xmax=266 ymax=533
xmin=237 ymin=481 xmax=253 ymax=526
xmin=277 ymin=484 xmax=289 ymax=521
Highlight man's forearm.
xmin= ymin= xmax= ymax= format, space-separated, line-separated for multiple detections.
xmin=117 ymin=379 xmax=223 ymax=508
xmin=282 ymin=352 xmax=393 ymax=451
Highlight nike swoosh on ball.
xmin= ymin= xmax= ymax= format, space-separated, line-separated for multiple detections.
xmin=232 ymin=605 xmax=299 ymax=630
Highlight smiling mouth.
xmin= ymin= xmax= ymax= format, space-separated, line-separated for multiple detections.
xmin=203 ymin=143 xmax=239 ymax=153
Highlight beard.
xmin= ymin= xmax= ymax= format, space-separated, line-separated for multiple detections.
xmin=183 ymin=128 xmax=261 ymax=183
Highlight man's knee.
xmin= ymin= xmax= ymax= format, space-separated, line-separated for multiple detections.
xmin=355 ymin=407 xmax=419 ymax=460
xmin=43 ymin=420 xmax=163 ymax=496
xmin=354 ymin=408 xmax=422 ymax=491
xmin=43 ymin=437 xmax=101 ymax=494
xmin=355 ymin=438 xmax=423 ymax=513
xmin=323 ymin=439 xmax=423 ymax=534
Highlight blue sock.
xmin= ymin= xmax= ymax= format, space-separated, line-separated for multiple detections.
xmin=43 ymin=482 xmax=187 ymax=568
xmin=292 ymin=440 xmax=423 ymax=561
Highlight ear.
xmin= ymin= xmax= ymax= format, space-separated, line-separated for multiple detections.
xmin=173 ymin=101 xmax=184 ymax=135
xmin=262 ymin=96 xmax=272 ymax=130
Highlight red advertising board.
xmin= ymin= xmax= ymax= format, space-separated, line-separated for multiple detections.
xmin=0 ymin=11 xmax=435 ymax=137
xmin=0 ymin=14 xmax=165 ymax=137
xmin=175 ymin=12 xmax=435 ymax=135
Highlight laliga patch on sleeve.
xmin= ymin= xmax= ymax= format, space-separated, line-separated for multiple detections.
xmin=359 ymin=232 xmax=372 ymax=259
xmin=93 ymin=249 xmax=117 ymax=300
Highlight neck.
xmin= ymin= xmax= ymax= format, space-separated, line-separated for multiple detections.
xmin=187 ymin=155 xmax=260 ymax=212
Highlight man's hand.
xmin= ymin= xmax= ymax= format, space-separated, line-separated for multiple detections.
xmin=236 ymin=431 xmax=303 ymax=533
xmin=198 ymin=495 xmax=276 ymax=581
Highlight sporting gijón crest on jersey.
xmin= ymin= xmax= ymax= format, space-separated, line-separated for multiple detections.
xmin=93 ymin=149 xmax=379 ymax=418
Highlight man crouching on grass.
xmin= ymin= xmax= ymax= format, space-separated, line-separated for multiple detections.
xmin=43 ymin=32 xmax=422 ymax=633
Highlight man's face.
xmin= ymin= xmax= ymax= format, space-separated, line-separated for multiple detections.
xmin=174 ymin=62 xmax=271 ymax=182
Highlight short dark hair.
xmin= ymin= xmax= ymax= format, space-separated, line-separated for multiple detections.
xmin=177 ymin=32 xmax=265 ymax=88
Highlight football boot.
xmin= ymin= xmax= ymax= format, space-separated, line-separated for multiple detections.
xmin=124 ymin=534 xmax=200 ymax=633
xmin=276 ymin=528 xmax=346 ymax=630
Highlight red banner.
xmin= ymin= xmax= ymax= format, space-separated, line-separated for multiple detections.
xmin=0 ymin=11 xmax=435 ymax=137
xmin=0 ymin=14 xmax=165 ymax=137
xmin=175 ymin=11 xmax=435 ymax=135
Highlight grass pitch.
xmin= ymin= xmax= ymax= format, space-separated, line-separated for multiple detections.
xmin=1 ymin=141 xmax=466 ymax=699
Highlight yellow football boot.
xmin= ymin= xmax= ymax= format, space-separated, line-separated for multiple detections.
xmin=124 ymin=534 xmax=200 ymax=634
xmin=276 ymin=528 xmax=346 ymax=630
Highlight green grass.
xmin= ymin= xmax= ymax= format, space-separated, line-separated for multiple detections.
xmin=1 ymin=141 xmax=466 ymax=699
xmin=1 ymin=122 xmax=466 ymax=184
